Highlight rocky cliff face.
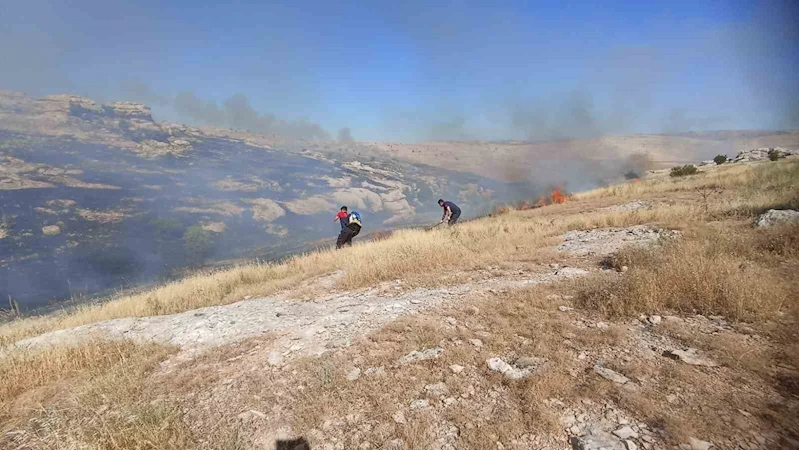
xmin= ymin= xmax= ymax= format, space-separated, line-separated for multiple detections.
xmin=0 ymin=92 xmax=533 ymax=310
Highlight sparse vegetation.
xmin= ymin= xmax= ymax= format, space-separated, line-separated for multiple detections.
xmin=574 ymin=229 xmax=792 ymax=321
xmin=183 ymin=225 xmax=214 ymax=263
xmin=669 ymin=164 xmax=698 ymax=177
xmin=152 ymin=217 xmax=184 ymax=239
xmin=1 ymin=159 xmax=798 ymax=449
xmin=768 ymin=148 xmax=783 ymax=161
xmin=713 ymin=154 xmax=727 ymax=165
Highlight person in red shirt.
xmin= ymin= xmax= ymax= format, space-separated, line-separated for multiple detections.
xmin=333 ymin=206 xmax=348 ymax=230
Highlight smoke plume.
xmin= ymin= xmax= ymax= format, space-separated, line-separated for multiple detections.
xmin=337 ymin=127 xmax=354 ymax=142
xmin=174 ymin=92 xmax=330 ymax=140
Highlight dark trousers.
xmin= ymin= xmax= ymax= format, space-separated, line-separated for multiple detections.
xmin=448 ymin=212 xmax=460 ymax=225
xmin=336 ymin=224 xmax=361 ymax=249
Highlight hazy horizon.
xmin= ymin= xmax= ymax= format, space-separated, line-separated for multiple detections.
xmin=2 ymin=0 xmax=798 ymax=142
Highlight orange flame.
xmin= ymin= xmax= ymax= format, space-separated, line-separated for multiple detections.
xmin=551 ymin=188 xmax=566 ymax=204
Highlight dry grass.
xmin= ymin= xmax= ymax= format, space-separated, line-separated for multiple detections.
xmin=574 ymin=226 xmax=796 ymax=321
xmin=0 ymin=340 xmax=170 ymax=407
xmin=0 ymin=159 xmax=797 ymax=448
xmin=575 ymin=160 xmax=798 ymax=202
xmin=2 ymin=160 xmax=796 ymax=347
xmin=0 ymin=340 xmax=186 ymax=448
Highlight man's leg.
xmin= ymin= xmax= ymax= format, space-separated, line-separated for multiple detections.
xmin=448 ymin=213 xmax=460 ymax=225
xmin=336 ymin=228 xmax=353 ymax=249
xmin=342 ymin=225 xmax=360 ymax=246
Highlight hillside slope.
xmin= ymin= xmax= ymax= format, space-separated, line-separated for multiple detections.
xmin=0 ymin=92 xmax=521 ymax=310
xmin=1 ymin=158 xmax=797 ymax=450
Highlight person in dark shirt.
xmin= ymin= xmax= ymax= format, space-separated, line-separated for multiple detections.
xmin=438 ymin=199 xmax=461 ymax=226
xmin=333 ymin=206 xmax=348 ymax=230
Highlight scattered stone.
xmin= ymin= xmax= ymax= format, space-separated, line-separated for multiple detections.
xmin=648 ymin=315 xmax=662 ymax=325
xmin=42 ymin=225 xmax=61 ymax=236
xmin=613 ymin=426 xmax=639 ymax=440
xmin=410 ymin=299 xmax=422 ymax=304
xmin=738 ymin=409 xmax=752 ymax=418
xmin=555 ymin=267 xmax=590 ymax=277
xmin=593 ymin=366 xmax=630 ymax=384
xmin=624 ymin=440 xmax=638 ymax=450
xmin=557 ymin=225 xmax=679 ymax=257
xmin=620 ymin=265 xmax=629 ymax=273
xmin=386 ymin=439 xmax=404 ymax=450
xmin=443 ymin=397 xmax=457 ymax=406
xmin=514 ymin=356 xmax=548 ymax=370
xmin=346 ymin=367 xmax=361 ymax=381
xmin=596 ymin=322 xmax=609 ymax=330
xmin=397 ymin=347 xmax=444 ymax=365
xmin=450 ymin=364 xmax=465 ymax=374
xmin=487 ymin=357 xmax=534 ymax=380
xmin=666 ymin=394 xmax=678 ymax=404
xmin=733 ymin=147 xmax=796 ymax=162
xmin=425 ymin=382 xmax=449 ymax=397
xmin=237 ymin=410 xmax=266 ymax=421
xmin=445 ymin=317 xmax=457 ymax=326
xmin=267 ymin=351 xmax=284 ymax=367
xmin=755 ymin=209 xmax=799 ymax=227
xmin=559 ymin=305 xmax=573 ymax=312
xmin=570 ymin=426 xmax=626 ymax=450
xmin=364 ymin=367 xmax=385 ymax=377
xmin=600 ymin=201 xmax=654 ymax=213
xmin=392 ymin=411 xmax=407 ymax=424
xmin=663 ymin=348 xmax=718 ymax=367
xmin=469 ymin=338 xmax=484 ymax=348
xmin=688 ymin=437 xmax=714 ymax=450
xmin=410 ymin=399 xmax=430 ymax=409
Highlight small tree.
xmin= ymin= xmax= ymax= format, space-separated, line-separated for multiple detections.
xmin=713 ymin=154 xmax=728 ymax=165
xmin=183 ymin=225 xmax=213 ymax=264
xmin=768 ymin=149 xmax=783 ymax=161
xmin=623 ymin=170 xmax=639 ymax=180
xmin=670 ymin=164 xmax=698 ymax=178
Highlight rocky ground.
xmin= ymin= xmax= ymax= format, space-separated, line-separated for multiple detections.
xmin=8 ymin=220 xmax=796 ymax=450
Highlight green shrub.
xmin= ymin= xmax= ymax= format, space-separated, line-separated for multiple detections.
xmin=713 ymin=154 xmax=728 ymax=165
xmin=152 ymin=218 xmax=184 ymax=241
xmin=670 ymin=164 xmax=698 ymax=177
xmin=183 ymin=225 xmax=213 ymax=263
xmin=623 ymin=170 xmax=639 ymax=180
xmin=768 ymin=149 xmax=783 ymax=161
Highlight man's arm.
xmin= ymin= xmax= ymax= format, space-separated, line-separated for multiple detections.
xmin=440 ymin=206 xmax=451 ymax=223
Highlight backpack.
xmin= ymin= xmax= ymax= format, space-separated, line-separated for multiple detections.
xmin=348 ymin=211 xmax=362 ymax=225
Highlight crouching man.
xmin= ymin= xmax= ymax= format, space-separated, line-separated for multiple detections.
xmin=438 ymin=199 xmax=461 ymax=226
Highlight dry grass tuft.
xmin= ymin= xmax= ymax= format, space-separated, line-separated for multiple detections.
xmin=575 ymin=227 xmax=795 ymax=321
xmin=0 ymin=340 xmax=171 ymax=408
xmin=0 ymin=340 xmax=184 ymax=449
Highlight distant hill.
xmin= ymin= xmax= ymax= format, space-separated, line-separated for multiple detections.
xmin=3 ymin=91 xmax=796 ymax=310
xmin=0 ymin=92 xmax=523 ymax=310
xmin=352 ymin=131 xmax=799 ymax=182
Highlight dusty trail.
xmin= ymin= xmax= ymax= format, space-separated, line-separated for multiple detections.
xmin=11 ymin=265 xmax=591 ymax=360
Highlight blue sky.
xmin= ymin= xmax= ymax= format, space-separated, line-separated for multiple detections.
xmin=2 ymin=0 xmax=797 ymax=140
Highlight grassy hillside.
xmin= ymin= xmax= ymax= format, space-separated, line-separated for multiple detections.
xmin=1 ymin=159 xmax=797 ymax=449
xmin=0 ymin=93 xmax=523 ymax=310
